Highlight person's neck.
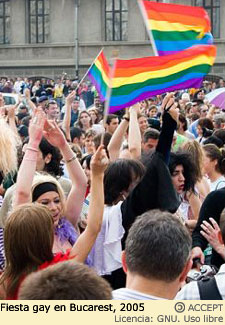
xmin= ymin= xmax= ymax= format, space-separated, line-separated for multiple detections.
xmin=177 ymin=128 xmax=184 ymax=135
xmin=126 ymin=273 xmax=180 ymax=300
xmin=208 ymin=170 xmax=223 ymax=183
xmin=83 ymin=125 xmax=90 ymax=131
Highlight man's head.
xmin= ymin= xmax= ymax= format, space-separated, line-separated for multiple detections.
xmin=70 ymin=127 xmax=85 ymax=148
xmin=106 ymin=114 xmax=119 ymax=134
xmin=18 ymin=261 xmax=112 ymax=300
xmin=45 ymin=100 xmax=60 ymax=120
xmin=142 ymin=128 xmax=160 ymax=153
xmin=122 ymin=210 xmax=192 ymax=296
xmin=71 ymin=96 xmax=80 ymax=112
xmin=219 ymin=78 xmax=225 ymax=88
xmin=38 ymin=95 xmax=48 ymax=109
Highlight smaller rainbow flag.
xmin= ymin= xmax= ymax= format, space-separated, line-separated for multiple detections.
xmin=108 ymin=45 xmax=216 ymax=113
xmin=87 ymin=49 xmax=110 ymax=102
xmin=139 ymin=0 xmax=213 ymax=56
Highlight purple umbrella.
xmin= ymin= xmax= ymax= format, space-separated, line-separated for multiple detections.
xmin=205 ymin=88 xmax=225 ymax=109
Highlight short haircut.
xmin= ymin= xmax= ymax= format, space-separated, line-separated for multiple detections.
xmin=213 ymin=129 xmax=225 ymax=145
xmin=106 ymin=114 xmax=118 ymax=125
xmin=70 ymin=127 xmax=83 ymax=142
xmin=18 ymin=261 xmax=112 ymax=300
xmin=93 ymin=132 xmax=112 ymax=158
xmin=143 ymin=128 xmax=160 ymax=143
xmin=203 ymin=135 xmax=223 ymax=148
xmin=125 ymin=210 xmax=191 ymax=282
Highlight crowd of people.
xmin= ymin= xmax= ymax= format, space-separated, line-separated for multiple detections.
xmin=0 ymin=74 xmax=225 ymax=300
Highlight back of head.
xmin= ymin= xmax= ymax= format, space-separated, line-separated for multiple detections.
xmin=125 ymin=210 xmax=191 ymax=282
xmin=3 ymin=204 xmax=54 ymax=297
xmin=4 ymin=204 xmax=54 ymax=269
xmin=182 ymin=140 xmax=203 ymax=181
xmin=104 ymin=159 xmax=145 ymax=205
xmin=18 ymin=261 xmax=112 ymax=300
xmin=213 ymin=129 xmax=225 ymax=145
xmin=203 ymin=135 xmax=223 ymax=148
xmin=39 ymin=137 xmax=63 ymax=176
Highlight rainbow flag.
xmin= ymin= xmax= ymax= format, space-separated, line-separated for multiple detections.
xmin=139 ymin=1 xmax=213 ymax=56
xmin=87 ymin=49 xmax=110 ymax=102
xmin=108 ymin=45 xmax=216 ymax=113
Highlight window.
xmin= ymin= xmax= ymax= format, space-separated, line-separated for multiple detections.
xmin=105 ymin=0 xmax=128 ymax=41
xmin=195 ymin=0 xmax=220 ymax=38
xmin=0 ymin=0 xmax=10 ymax=44
xmin=28 ymin=0 xmax=50 ymax=43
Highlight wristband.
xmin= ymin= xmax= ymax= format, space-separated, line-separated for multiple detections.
xmin=65 ymin=154 xmax=77 ymax=163
xmin=26 ymin=146 xmax=39 ymax=152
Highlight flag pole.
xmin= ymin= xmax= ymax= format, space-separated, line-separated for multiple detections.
xmin=137 ymin=0 xmax=158 ymax=56
xmin=75 ymin=47 xmax=104 ymax=93
xmin=100 ymin=50 xmax=118 ymax=145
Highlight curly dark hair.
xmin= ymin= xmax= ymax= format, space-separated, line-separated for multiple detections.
xmin=169 ymin=151 xmax=198 ymax=193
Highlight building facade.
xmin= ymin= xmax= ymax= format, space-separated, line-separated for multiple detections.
xmin=0 ymin=0 xmax=224 ymax=80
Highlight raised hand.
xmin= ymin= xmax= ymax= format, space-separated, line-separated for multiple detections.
xmin=24 ymin=88 xmax=31 ymax=99
xmin=200 ymin=218 xmax=225 ymax=259
xmin=90 ymin=145 xmax=109 ymax=176
xmin=66 ymin=90 xmax=76 ymax=106
xmin=161 ymin=93 xmax=179 ymax=123
xmin=28 ymin=109 xmax=46 ymax=148
xmin=43 ymin=120 xmax=67 ymax=149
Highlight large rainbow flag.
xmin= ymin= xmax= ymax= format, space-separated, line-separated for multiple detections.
xmin=87 ymin=49 xmax=110 ymax=101
xmin=108 ymin=45 xmax=216 ymax=113
xmin=139 ymin=0 xmax=213 ymax=56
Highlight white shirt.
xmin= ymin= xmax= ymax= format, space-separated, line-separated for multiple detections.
xmin=210 ymin=176 xmax=225 ymax=192
xmin=175 ymin=264 xmax=225 ymax=300
xmin=113 ymin=288 xmax=165 ymax=300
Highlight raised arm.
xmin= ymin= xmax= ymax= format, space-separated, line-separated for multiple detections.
xmin=121 ymin=94 xmax=179 ymax=245
xmin=24 ymin=88 xmax=37 ymax=112
xmin=43 ymin=120 xmax=87 ymax=228
xmin=69 ymin=145 xmax=108 ymax=262
xmin=7 ymin=105 xmax=20 ymax=138
xmin=14 ymin=109 xmax=45 ymax=207
xmin=107 ymin=113 xmax=129 ymax=161
xmin=128 ymin=104 xmax=142 ymax=160
xmin=62 ymin=90 xmax=76 ymax=141
xmin=156 ymin=93 xmax=178 ymax=164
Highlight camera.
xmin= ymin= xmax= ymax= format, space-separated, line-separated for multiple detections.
xmin=186 ymin=264 xmax=218 ymax=283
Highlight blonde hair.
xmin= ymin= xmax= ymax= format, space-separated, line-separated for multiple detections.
xmin=0 ymin=118 xmax=18 ymax=177
xmin=182 ymin=140 xmax=203 ymax=181
xmin=31 ymin=173 xmax=66 ymax=216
